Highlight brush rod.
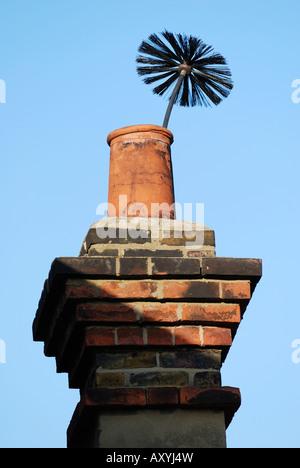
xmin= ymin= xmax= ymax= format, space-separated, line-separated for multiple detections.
xmin=163 ymin=70 xmax=187 ymax=128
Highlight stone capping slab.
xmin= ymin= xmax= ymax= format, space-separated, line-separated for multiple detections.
xmin=79 ymin=217 xmax=216 ymax=256
xmin=67 ymin=386 xmax=241 ymax=448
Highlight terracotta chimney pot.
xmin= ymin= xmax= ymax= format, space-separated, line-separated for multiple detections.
xmin=106 ymin=125 xmax=175 ymax=219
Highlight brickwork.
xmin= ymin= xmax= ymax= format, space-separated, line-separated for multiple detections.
xmin=33 ymin=246 xmax=261 ymax=447
xmin=79 ymin=217 xmax=216 ymax=258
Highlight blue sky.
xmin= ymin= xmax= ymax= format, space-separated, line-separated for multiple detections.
xmin=0 ymin=0 xmax=299 ymax=448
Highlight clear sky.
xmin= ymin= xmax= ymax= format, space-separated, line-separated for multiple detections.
xmin=0 ymin=0 xmax=299 ymax=448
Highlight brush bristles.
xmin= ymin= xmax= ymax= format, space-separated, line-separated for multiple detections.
xmin=136 ymin=30 xmax=233 ymax=107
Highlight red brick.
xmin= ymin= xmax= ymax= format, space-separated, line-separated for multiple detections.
xmin=151 ymin=258 xmax=200 ymax=275
xmin=65 ymin=283 xmax=98 ymax=299
xmin=50 ymin=257 xmax=117 ymax=277
xmin=77 ymin=303 xmax=137 ymax=323
xmin=221 ymin=281 xmax=251 ymax=299
xmin=179 ymin=386 xmax=241 ymax=408
xmin=117 ymin=327 xmax=144 ymax=346
xmin=202 ymin=327 xmax=232 ymax=347
xmin=119 ymin=258 xmax=148 ymax=276
xmin=140 ymin=303 xmax=178 ymax=323
xmin=84 ymin=388 xmax=147 ymax=406
xmin=147 ymin=327 xmax=174 ymax=346
xmin=98 ymin=281 xmax=158 ymax=299
xmin=174 ymin=327 xmax=201 ymax=346
xmin=181 ymin=303 xmax=241 ymax=325
xmin=162 ymin=280 xmax=220 ymax=299
xmin=202 ymin=257 xmax=262 ymax=278
xmin=85 ymin=328 xmax=115 ymax=346
xmin=148 ymin=387 xmax=179 ymax=405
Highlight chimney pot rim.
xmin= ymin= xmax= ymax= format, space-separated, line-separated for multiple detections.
xmin=107 ymin=124 xmax=174 ymax=146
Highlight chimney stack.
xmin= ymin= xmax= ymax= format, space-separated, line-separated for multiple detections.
xmin=33 ymin=125 xmax=262 ymax=448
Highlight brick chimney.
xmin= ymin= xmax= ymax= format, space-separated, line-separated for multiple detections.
xmin=33 ymin=124 xmax=262 ymax=448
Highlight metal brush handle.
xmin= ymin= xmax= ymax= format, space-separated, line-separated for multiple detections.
xmin=163 ymin=70 xmax=187 ymax=128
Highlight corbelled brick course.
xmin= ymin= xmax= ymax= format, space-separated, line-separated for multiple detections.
xmin=61 ymin=277 xmax=251 ymax=301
